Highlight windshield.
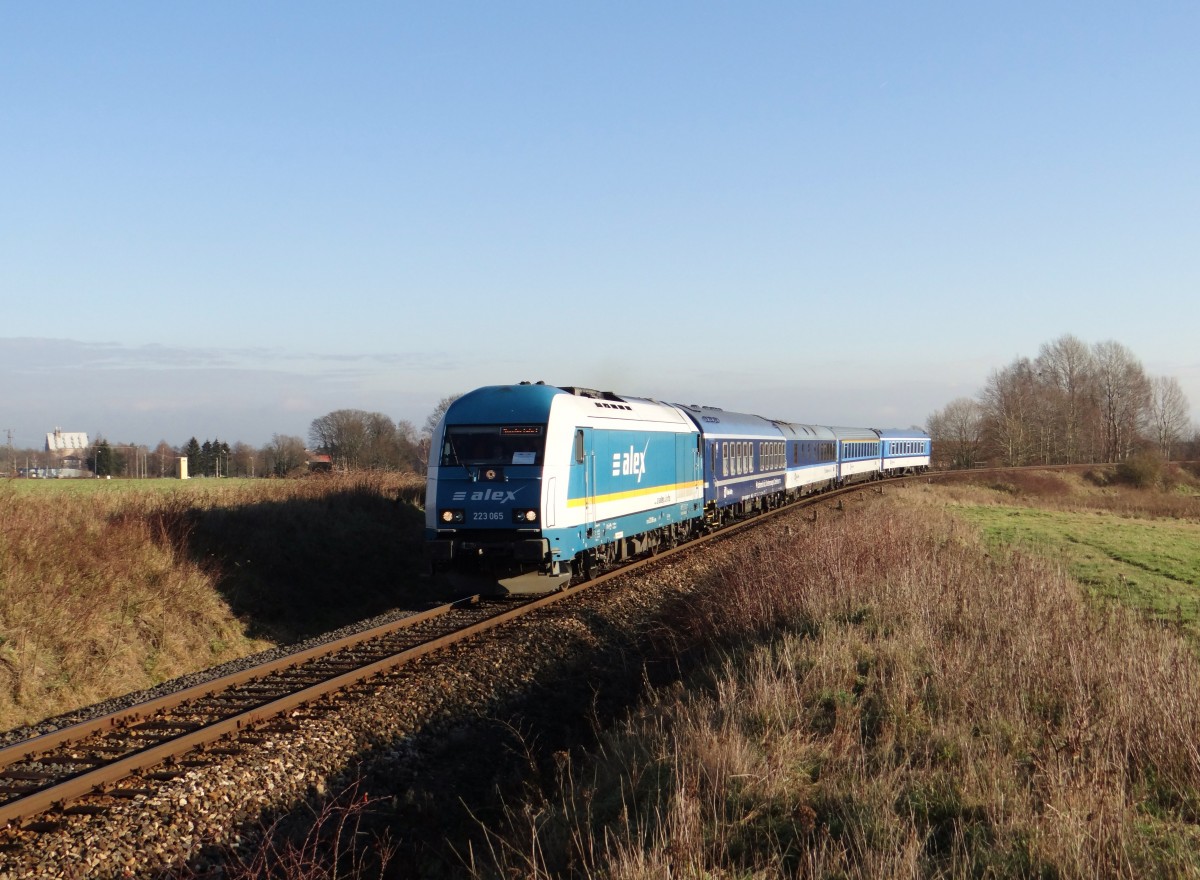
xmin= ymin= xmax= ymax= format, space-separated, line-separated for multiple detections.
xmin=440 ymin=425 xmax=546 ymax=467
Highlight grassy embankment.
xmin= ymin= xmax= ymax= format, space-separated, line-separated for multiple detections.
xmin=468 ymin=472 xmax=1200 ymax=878
xmin=0 ymin=473 xmax=430 ymax=732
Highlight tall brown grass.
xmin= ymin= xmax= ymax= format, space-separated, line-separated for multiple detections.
xmin=0 ymin=473 xmax=427 ymax=732
xmin=475 ymin=498 xmax=1200 ymax=877
xmin=935 ymin=466 xmax=1200 ymax=522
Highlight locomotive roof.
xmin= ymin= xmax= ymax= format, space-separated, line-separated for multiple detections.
xmin=446 ymin=384 xmax=566 ymax=423
xmin=446 ymin=384 xmax=691 ymax=427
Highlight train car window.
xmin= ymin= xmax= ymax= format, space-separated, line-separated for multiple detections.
xmin=574 ymin=430 xmax=585 ymax=464
xmin=441 ymin=425 xmax=546 ymax=467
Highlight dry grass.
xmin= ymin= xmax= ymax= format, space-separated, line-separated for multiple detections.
xmin=0 ymin=473 xmax=427 ymax=731
xmin=475 ymin=496 xmax=1200 ymax=878
xmin=937 ymin=466 xmax=1200 ymax=522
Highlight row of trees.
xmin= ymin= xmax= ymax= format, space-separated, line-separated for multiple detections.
xmin=7 ymin=397 xmax=461 ymax=480
xmin=928 ymin=335 xmax=1196 ymax=468
xmin=21 ymin=345 xmax=1191 ymax=480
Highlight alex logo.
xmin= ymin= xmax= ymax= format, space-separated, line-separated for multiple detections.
xmin=612 ymin=443 xmax=649 ymax=483
xmin=452 ymin=488 xmax=520 ymax=502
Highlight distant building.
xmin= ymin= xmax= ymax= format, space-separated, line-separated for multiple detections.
xmin=44 ymin=428 xmax=90 ymax=477
xmin=45 ymin=429 xmax=89 ymax=454
xmin=307 ymin=453 xmax=334 ymax=473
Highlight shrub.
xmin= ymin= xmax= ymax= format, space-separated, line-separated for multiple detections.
xmin=1116 ymin=450 xmax=1166 ymax=489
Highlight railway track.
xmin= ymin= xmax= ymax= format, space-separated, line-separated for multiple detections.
xmin=0 ymin=595 xmax=542 ymax=830
xmin=0 ymin=472 xmax=925 ymax=836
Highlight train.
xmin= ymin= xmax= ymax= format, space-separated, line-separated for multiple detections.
xmin=424 ymin=382 xmax=931 ymax=594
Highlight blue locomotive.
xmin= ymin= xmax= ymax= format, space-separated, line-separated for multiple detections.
xmin=425 ymin=382 xmax=930 ymax=594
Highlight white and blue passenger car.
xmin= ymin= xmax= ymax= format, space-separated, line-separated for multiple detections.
xmin=877 ymin=428 xmax=933 ymax=476
xmin=426 ymin=382 xmax=930 ymax=594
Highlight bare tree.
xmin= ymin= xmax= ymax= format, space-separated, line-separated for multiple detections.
xmin=1035 ymin=334 xmax=1097 ymax=463
xmin=1092 ymin=340 xmax=1150 ymax=462
xmin=309 ymin=410 xmax=370 ymax=469
xmin=229 ymin=441 xmax=258 ymax=477
xmin=927 ymin=397 xmax=984 ymax=469
xmin=979 ymin=359 xmax=1041 ymax=466
xmin=1146 ymin=375 xmax=1191 ymax=460
xmin=151 ymin=440 xmax=176 ymax=478
xmin=262 ymin=434 xmax=307 ymax=477
xmin=422 ymin=395 xmax=461 ymax=439
xmin=419 ymin=394 xmax=462 ymax=473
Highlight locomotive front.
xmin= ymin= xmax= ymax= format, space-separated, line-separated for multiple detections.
xmin=425 ymin=384 xmax=571 ymax=593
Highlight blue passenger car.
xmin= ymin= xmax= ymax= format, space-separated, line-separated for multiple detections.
xmin=776 ymin=420 xmax=839 ymax=496
xmin=677 ymin=405 xmax=789 ymax=523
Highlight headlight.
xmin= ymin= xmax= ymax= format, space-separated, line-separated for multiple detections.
xmin=440 ymin=509 xmax=465 ymax=524
xmin=513 ymin=509 xmax=538 ymax=523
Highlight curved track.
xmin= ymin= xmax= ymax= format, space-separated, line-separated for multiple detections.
xmin=0 ymin=470 xmax=928 ymax=831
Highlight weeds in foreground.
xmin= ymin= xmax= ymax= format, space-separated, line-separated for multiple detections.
xmin=168 ymin=783 xmax=397 ymax=880
xmin=473 ymin=501 xmax=1200 ymax=878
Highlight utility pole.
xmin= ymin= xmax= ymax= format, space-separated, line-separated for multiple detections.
xmin=4 ymin=429 xmax=12 ymax=478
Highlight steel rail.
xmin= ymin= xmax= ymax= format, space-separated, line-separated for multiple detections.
xmin=0 ymin=597 xmax=484 ymax=775
xmin=0 ymin=586 xmax=586 ymax=827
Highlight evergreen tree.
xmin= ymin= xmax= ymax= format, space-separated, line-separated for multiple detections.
xmin=92 ymin=440 xmax=115 ymax=477
xmin=184 ymin=437 xmax=201 ymax=476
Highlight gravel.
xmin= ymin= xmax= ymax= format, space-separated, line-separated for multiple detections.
xmin=0 ymin=529 xmax=745 ymax=879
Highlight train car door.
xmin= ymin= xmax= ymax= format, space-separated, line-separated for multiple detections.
xmin=572 ymin=427 xmax=597 ymax=542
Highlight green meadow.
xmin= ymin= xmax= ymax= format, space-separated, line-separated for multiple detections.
xmin=954 ymin=503 xmax=1200 ymax=635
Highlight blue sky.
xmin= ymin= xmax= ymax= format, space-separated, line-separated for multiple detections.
xmin=3 ymin=4 xmax=1198 ymax=449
